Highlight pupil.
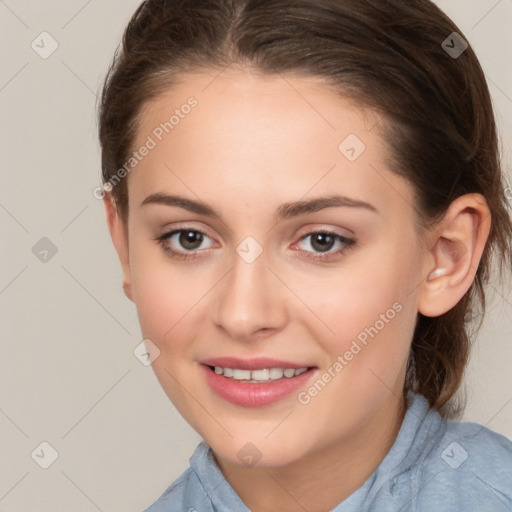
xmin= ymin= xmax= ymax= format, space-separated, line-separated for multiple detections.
xmin=180 ymin=230 xmax=203 ymax=249
xmin=312 ymin=233 xmax=334 ymax=253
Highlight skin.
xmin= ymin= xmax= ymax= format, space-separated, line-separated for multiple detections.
xmin=104 ymin=68 xmax=491 ymax=512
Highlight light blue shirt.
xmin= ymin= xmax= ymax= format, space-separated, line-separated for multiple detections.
xmin=143 ymin=392 xmax=512 ymax=511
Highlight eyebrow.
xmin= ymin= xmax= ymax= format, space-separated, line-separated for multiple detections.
xmin=140 ymin=193 xmax=379 ymax=222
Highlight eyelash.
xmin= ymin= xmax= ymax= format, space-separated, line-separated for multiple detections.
xmin=154 ymin=228 xmax=355 ymax=262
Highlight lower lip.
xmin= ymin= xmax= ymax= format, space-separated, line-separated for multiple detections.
xmin=200 ymin=364 xmax=317 ymax=407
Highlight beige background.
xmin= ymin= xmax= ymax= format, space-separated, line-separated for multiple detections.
xmin=0 ymin=1 xmax=511 ymax=510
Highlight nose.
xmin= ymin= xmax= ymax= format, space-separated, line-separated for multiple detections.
xmin=213 ymin=249 xmax=288 ymax=342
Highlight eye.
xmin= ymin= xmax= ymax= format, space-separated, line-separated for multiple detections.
xmin=154 ymin=227 xmax=355 ymax=262
xmin=293 ymin=231 xmax=355 ymax=261
xmin=155 ymin=228 xmax=215 ymax=260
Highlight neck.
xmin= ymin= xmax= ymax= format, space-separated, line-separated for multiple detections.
xmin=214 ymin=392 xmax=407 ymax=512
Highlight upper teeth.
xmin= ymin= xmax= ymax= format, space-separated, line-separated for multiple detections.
xmin=214 ymin=366 xmax=308 ymax=381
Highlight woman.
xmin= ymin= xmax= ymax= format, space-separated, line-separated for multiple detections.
xmin=98 ymin=0 xmax=512 ymax=510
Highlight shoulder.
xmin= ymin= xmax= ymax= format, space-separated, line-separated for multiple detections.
xmin=141 ymin=466 xmax=213 ymax=512
xmin=443 ymin=418 xmax=512 ymax=459
xmin=416 ymin=417 xmax=512 ymax=510
xmin=140 ymin=440 xmax=247 ymax=512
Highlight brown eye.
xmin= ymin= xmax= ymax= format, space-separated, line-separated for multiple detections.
xmin=178 ymin=230 xmax=204 ymax=250
xmin=155 ymin=227 xmax=214 ymax=259
xmin=294 ymin=231 xmax=355 ymax=262
xmin=309 ymin=232 xmax=336 ymax=253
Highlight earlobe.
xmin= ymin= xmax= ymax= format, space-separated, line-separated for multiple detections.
xmin=418 ymin=194 xmax=491 ymax=317
xmin=103 ymin=193 xmax=134 ymax=302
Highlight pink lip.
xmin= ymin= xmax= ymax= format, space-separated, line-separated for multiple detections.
xmin=199 ymin=362 xmax=318 ymax=407
xmin=200 ymin=356 xmax=314 ymax=371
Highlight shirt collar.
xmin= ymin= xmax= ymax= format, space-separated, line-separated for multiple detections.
xmin=189 ymin=392 xmax=444 ymax=511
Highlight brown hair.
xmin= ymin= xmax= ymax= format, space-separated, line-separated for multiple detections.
xmin=98 ymin=0 xmax=512 ymax=417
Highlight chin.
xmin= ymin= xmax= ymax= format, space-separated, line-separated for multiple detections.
xmin=206 ymin=432 xmax=312 ymax=470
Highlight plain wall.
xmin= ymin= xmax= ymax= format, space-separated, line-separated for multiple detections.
xmin=0 ymin=1 xmax=510 ymax=510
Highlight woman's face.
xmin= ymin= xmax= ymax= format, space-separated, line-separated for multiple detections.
xmin=114 ymin=69 xmax=429 ymax=467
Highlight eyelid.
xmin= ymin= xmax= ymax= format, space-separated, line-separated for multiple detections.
xmin=295 ymin=224 xmax=354 ymax=239
xmin=156 ymin=223 xmax=218 ymax=244
xmin=291 ymin=230 xmax=354 ymax=255
xmin=157 ymin=220 xmax=214 ymax=235
xmin=153 ymin=223 xmax=218 ymax=257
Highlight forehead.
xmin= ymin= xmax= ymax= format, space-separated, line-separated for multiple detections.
xmin=128 ymin=69 xmax=413 ymax=219
xmin=136 ymin=68 xmax=378 ymax=153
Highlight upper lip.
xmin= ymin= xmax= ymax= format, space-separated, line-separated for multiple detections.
xmin=200 ymin=357 xmax=315 ymax=371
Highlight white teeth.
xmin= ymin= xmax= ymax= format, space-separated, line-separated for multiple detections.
xmin=251 ymin=369 xmax=270 ymax=381
xmin=212 ymin=366 xmax=309 ymax=381
xmin=232 ymin=369 xmax=251 ymax=380
xmin=269 ymin=368 xmax=283 ymax=379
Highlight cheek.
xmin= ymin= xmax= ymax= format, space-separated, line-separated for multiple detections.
xmin=129 ymin=250 xmax=224 ymax=367
xmin=129 ymin=247 xmax=198 ymax=347
xmin=303 ymin=236 xmax=419 ymax=378
xmin=130 ymin=262 xmax=207 ymax=407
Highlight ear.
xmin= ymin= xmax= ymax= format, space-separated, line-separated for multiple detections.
xmin=418 ymin=193 xmax=491 ymax=317
xmin=103 ymin=193 xmax=133 ymax=302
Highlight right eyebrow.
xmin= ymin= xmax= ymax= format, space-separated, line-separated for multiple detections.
xmin=141 ymin=193 xmax=220 ymax=217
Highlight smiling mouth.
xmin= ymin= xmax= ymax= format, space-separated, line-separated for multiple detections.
xmin=205 ymin=364 xmax=315 ymax=383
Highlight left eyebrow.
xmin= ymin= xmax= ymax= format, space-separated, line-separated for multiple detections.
xmin=140 ymin=193 xmax=379 ymax=222
xmin=275 ymin=195 xmax=379 ymax=221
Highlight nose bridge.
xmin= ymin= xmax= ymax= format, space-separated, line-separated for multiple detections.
xmin=214 ymin=242 xmax=286 ymax=339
